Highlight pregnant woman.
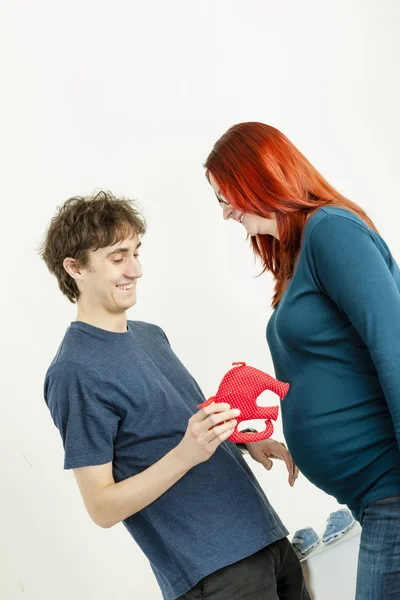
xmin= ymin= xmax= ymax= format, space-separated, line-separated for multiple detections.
xmin=204 ymin=122 xmax=400 ymax=600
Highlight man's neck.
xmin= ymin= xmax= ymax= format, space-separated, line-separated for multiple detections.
xmin=76 ymin=306 xmax=128 ymax=333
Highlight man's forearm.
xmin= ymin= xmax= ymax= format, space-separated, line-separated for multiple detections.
xmin=94 ymin=447 xmax=190 ymax=528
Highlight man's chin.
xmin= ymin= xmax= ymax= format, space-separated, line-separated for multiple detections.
xmin=125 ymin=296 xmax=138 ymax=309
xmin=114 ymin=297 xmax=137 ymax=312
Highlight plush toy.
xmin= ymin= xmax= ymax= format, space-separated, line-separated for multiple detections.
xmin=197 ymin=362 xmax=290 ymax=444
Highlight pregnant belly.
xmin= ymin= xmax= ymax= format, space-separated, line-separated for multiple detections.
xmin=281 ymin=380 xmax=398 ymax=501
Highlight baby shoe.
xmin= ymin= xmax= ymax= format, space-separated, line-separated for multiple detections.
xmin=322 ymin=508 xmax=356 ymax=545
xmin=291 ymin=527 xmax=320 ymax=559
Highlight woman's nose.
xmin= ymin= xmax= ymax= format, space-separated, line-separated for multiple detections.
xmin=222 ymin=204 xmax=234 ymax=220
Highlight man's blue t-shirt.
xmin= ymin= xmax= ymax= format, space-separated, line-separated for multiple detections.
xmin=44 ymin=321 xmax=288 ymax=600
xmin=267 ymin=206 xmax=400 ymax=523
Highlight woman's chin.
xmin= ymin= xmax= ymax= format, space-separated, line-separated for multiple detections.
xmin=244 ymin=227 xmax=256 ymax=236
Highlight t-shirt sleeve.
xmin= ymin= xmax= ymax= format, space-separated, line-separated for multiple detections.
xmin=44 ymin=361 xmax=121 ymax=470
xmin=307 ymin=213 xmax=400 ymax=449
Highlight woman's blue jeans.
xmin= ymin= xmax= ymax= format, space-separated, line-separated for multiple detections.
xmin=356 ymin=497 xmax=400 ymax=599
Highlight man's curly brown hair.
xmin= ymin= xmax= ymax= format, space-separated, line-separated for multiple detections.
xmin=40 ymin=190 xmax=147 ymax=303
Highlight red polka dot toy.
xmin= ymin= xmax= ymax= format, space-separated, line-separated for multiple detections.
xmin=197 ymin=362 xmax=290 ymax=443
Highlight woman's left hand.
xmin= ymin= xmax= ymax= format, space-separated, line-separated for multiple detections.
xmin=245 ymin=439 xmax=299 ymax=487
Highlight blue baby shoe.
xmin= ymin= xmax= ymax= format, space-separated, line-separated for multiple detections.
xmin=322 ymin=508 xmax=356 ymax=545
xmin=291 ymin=527 xmax=320 ymax=559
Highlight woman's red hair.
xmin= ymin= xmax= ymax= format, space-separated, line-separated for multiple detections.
xmin=205 ymin=122 xmax=377 ymax=307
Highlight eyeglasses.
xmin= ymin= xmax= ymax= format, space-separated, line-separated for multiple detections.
xmin=217 ymin=196 xmax=230 ymax=208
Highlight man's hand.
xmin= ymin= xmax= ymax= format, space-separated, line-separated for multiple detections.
xmin=245 ymin=439 xmax=299 ymax=487
xmin=175 ymin=404 xmax=240 ymax=470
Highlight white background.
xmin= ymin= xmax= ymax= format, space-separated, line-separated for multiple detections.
xmin=1 ymin=1 xmax=399 ymax=598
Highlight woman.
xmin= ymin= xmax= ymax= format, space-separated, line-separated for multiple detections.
xmin=205 ymin=122 xmax=400 ymax=600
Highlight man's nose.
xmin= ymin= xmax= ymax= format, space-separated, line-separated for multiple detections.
xmin=125 ymin=258 xmax=142 ymax=278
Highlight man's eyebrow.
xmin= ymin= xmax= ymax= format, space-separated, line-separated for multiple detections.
xmin=106 ymin=241 xmax=142 ymax=257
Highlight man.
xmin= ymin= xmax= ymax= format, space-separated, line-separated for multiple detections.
xmin=41 ymin=190 xmax=309 ymax=600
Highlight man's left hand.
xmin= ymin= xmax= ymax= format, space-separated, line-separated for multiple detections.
xmin=245 ymin=439 xmax=299 ymax=487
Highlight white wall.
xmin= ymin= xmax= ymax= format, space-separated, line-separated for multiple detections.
xmin=1 ymin=0 xmax=399 ymax=598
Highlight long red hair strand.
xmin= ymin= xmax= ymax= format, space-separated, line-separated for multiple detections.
xmin=205 ymin=122 xmax=377 ymax=307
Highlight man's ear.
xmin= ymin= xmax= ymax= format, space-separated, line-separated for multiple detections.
xmin=63 ymin=257 xmax=84 ymax=281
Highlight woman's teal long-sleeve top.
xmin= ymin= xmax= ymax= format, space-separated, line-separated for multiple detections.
xmin=267 ymin=206 xmax=400 ymax=521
